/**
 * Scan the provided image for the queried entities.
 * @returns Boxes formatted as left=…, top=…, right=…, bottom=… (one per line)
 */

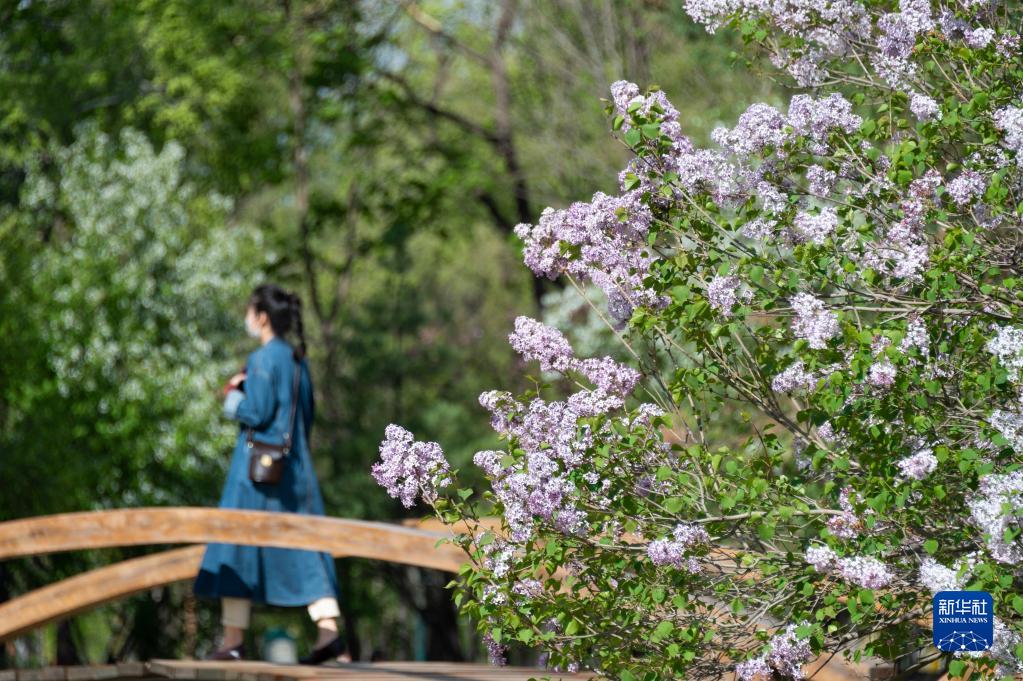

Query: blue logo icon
left=933, top=591, right=993, bottom=652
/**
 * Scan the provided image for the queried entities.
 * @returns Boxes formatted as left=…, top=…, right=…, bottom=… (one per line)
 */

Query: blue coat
left=193, top=336, right=340, bottom=607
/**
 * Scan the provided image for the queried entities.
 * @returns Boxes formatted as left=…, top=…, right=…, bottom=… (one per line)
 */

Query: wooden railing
left=0, top=508, right=466, bottom=641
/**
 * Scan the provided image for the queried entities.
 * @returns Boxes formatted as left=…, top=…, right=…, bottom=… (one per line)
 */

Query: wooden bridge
left=0, top=508, right=952, bottom=680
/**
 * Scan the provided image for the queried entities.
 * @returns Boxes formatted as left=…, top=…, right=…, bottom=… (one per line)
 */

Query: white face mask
left=245, top=314, right=262, bottom=338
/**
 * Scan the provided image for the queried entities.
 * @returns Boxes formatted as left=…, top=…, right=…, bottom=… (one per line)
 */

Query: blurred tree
left=0, top=0, right=774, bottom=665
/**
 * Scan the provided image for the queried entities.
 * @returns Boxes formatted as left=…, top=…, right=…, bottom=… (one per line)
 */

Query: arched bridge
left=0, top=507, right=470, bottom=641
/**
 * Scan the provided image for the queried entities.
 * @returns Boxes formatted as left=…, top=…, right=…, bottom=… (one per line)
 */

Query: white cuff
left=308, top=596, right=340, bottom=622
left=221, top=597, right=251, bottom=628
left=223, top=389, right=245, bottom=419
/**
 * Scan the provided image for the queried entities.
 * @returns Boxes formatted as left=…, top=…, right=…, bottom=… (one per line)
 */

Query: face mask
left=245, top=314, right=262, bottom=338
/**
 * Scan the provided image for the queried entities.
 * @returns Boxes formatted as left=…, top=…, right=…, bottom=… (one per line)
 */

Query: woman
left=193, top=284, right=349, bottom=664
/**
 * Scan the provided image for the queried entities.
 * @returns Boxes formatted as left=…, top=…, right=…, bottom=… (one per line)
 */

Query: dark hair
left=248, top=283, right=307, bottom=360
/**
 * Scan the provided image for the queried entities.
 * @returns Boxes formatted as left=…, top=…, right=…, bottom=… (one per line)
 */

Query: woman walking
left=194, top=284, right=349, bottom=664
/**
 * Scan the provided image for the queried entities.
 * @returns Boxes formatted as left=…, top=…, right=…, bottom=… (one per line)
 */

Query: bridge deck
left=0, top=661, right=593, bottom=681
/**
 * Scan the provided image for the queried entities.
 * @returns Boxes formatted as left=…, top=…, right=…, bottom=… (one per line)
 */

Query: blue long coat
left=193, top=336, right=340, bottom=607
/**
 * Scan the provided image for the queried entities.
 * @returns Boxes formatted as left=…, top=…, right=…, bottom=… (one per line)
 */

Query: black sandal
left=298, top=636, right=347, bottom=665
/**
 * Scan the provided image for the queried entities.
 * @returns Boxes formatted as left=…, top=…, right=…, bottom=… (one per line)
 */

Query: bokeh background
left=0, top=0, right=777, bottom=666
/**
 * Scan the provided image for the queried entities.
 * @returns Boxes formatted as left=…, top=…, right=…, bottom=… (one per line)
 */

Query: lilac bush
left=372, top=0, right=1023, bottom=677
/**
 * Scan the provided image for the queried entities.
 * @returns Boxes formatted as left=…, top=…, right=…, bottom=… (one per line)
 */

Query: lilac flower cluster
left=826, top=486, right=863, bottom=539
left=994, top=105, right=1023, bottom=167
left=805, top=544, right=838, bottom=571
left=514, top=190, right=667, bottom=314
left=835, top=555, right=894, bottom=589
left=772, top=360, right=817, bottom=393
left=792, top=206, right=839, bottom=245
left=945, top=170, right=987, bottom=208
left=966, top=618, right=1023, bottom=677
left=896, top=447, right=938, bottom=480
left=707, top=274, right=754, bottom=318
left=873, top=0, right=933, bottom=88
left=909, top=92, right=941, bottom=121
left=985, top=325, right=1023, bottom=383
left=899, top=316, right=929, bottom=356
left=989, top=407, right=1023, bottom=452
left=371, top=424, right=452, bottom=508
left=508, top=316, right=575, bottom=372
left=511, top=578, right=544, bottom=599
left=858, top=170, right=941, bottom=285
left=711, top=103, right=787, bottom=156
left=476, top=323, right=648, bottom=542
left=646, top=522, right=710, bottom=571
left=967, top=469, right=1023, bottom=564
left=918, top=554, right=977, bottom=594
left=805, top=545, right=894, bottom=589
left=806, top=165, right=837, bottom=195
left=735, top=622, right=814, bottom=681
left=505, top=316, right=642, bottom=413
left=867, top=359, right=897, bottom=390
left=790, top=293, right=841, bottom=349
left=483, top=631, right=507, bottom=666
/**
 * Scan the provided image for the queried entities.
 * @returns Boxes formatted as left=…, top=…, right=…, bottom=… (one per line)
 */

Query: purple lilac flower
left=986, top=325, right=1023, bottom=382
left=735, top=657, right=773, bottom=681
left=566, top=388, right=624, bottom=417
left=899, top=316, right=929, bottom=355
left=909, top=92, right=941, bottom=121
left=483, top=631, right=508, bottom=666
left=741, top=218, right=777, bottom=239
left=508, top=316, right=575, bottom=372
left=964, top=26, right=995, bottom=48
left=473, top=450, right=508, bottom=477
left=787, top=94, right=862, bottom=151
left=945, top=170, right=987, bottom=207
left=372, top=424, right=452, bottom=508
left=996, top=34, right=1022, bottom=59
left=675, top=147, right=757, bottom=207
left=735, top=623, right=814, bottom=681
left=806, top=165, right=837, bottom=195
left=647, top=522, right=709, bottom=570
left=805, top=544, right=839, bottom=571
left=514, top=190, right=667, bottom=311
left=790, top=293, right=841, bottom=349
left=868, top=359, right=897, bottom=389
left=994, top=106, right=1023, bottom=167
left=574, top=356, right=642, bottom=398
left=711, top=103, right=787, bottom=156
left=896, top=447, right=938, bottom=479
left=480, top=538, right=516, bottom=577
left=792, top=207, right=839, bottom=245
left=938, top=9, right=969, bottom=39
left=511, top=578, right=544, bottom=598
left=772, top=360, right=817, bottom=393
left=968, top=618, right=1023, bottom=677
left=827, top=486, right=862, bottom=539
left=968, top=469, right=1023, bottom=564
left=835, top=555, right=894, bottom=588
left=918, top=554, right=977, bottom=594
left=707, top=275, right=753, bottom=317
left=478, top=390, right=524, bottom=435
left=758, top=181, right=788, bottom=213
left=989, top=408, right=1023, bottom=452
left=610, top=80, right=641, bottom=118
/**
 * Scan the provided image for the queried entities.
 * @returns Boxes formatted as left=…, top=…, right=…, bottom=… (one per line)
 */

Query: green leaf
left=652, top=620, right=675, bottom=640
left=924, top=539, right=938, bottom=555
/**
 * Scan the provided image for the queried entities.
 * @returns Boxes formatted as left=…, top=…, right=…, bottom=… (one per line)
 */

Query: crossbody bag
left=246, top=358, right=301, bottom=484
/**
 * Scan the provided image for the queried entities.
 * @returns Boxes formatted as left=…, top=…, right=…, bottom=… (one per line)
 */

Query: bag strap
left=245, top=358, right=302, bottom=454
